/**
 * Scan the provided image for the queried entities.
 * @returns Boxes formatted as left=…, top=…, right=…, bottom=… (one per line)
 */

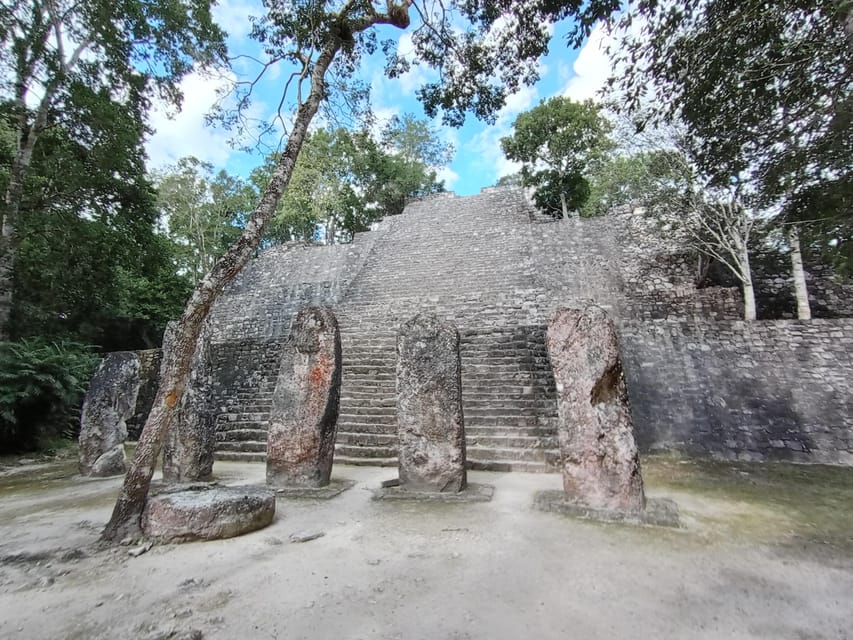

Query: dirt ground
left=0, top=453, right=851, bottom=640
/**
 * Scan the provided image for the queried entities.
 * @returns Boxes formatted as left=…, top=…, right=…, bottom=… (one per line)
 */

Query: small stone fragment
left=267, top=307, right=342, bottom=488
left=289, top=531, right=325, bottom=543
left=546, top=307, right=645, bottom=513
left=396, top=313, right=466, bottom=492
left=128, top=542, right=153, bottom=557
left=78, top=352, right=140, bottom=477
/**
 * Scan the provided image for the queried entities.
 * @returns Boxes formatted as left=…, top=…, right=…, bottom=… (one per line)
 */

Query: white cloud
left=213, top=0, right=256, bottom=42
left=436, top=166, right=459, bottom=189
left=561, top=23, right=613, bottom=102
left=499, top=84, right=538, bottom=123
left=145, top=70, right=237, bottom=169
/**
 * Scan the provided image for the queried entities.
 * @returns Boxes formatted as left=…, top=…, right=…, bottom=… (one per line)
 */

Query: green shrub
left=0, top=339, right=99, bottom=453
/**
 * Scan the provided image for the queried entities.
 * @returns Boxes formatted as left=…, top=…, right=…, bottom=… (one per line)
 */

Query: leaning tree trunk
left=788, top=225, right=811, bottom=320
left=100, top=39, right=344, bottom=542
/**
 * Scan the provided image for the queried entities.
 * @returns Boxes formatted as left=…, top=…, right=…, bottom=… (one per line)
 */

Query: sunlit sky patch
left=145, top=1, right=614, bottom=196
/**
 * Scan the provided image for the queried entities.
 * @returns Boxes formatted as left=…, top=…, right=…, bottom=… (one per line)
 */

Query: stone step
left=466, top=459, right=555, bottom=473
left=217, top=428, right=268, bottom=442
left=336, top=432, right=398, bottom=447
left=335, top=421, right=397, bottom=434
left=217, top=419, right=269, bottom=431
left=335, top=444, right=395, bottom=459
left=218, top=441, right=266, bottom=453
left=466, top=434, right=557, bottom=449
left=338, top=409, right=396, bottom=420
left=466, top=445, right=557, bottom=463
left=333, top=455, right=398, bottom=467
left=214, top=451, right=266, bottom=463
left=218, top=412, right=271, bottom=423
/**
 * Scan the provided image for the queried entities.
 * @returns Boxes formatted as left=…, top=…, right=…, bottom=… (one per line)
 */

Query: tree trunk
left=1, top=86, right=55, bottom=339
left=788, top=225, right=811, bottom=320
left=559, top=191, right=570, bottom=221
left=100, top=38, right=344, bottom=543
left=741, top=244, right=757, bottom=321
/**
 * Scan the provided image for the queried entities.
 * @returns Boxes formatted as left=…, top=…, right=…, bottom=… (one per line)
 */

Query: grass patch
left=643, top=453, right=853, bottom=555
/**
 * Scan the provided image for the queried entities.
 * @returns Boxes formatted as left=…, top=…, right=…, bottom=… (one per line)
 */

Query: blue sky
left=145, top=1, right=615, bottom=196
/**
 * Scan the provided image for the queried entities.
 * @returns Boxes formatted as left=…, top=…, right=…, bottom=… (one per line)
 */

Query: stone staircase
left=211, top=189, right=561, bottom=471
left=213, top=351, right=279, bottom=462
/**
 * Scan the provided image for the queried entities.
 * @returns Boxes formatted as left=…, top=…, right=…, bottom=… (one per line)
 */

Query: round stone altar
left=142, top=484, right=275, bottom=542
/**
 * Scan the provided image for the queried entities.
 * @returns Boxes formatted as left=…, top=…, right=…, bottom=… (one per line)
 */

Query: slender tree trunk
left=1, top=86, right=55, bottom=339
left=740, top=244, right=757, bottom=321
left=788, top=225, right=811, bottom=320
left=100, top=37, right=344, bottom=543
left=559, top=191, right=570, bottom=221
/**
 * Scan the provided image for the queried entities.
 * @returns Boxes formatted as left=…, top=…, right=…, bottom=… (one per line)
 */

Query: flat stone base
left=373, top=481, right=494, bottom=503
left=533, top=490, right=681, bottom=528
left=142, top=484, right=275, bottom=542
left=274, top=479, right=356, bottom=500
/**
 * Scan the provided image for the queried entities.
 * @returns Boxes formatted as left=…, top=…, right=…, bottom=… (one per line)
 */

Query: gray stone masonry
left=196, top=186, right=852, bottom=469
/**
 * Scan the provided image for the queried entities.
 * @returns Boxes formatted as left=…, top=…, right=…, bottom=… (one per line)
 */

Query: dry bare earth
left=0, top=454, right=851, bottom=640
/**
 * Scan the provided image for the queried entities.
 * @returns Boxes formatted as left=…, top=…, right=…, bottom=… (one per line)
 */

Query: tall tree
left=501, top=97, right=612, bottom=218
left=0, top=99, right=189, bottom=348
left=101, top=0, right=585, bottom=541
left=154, top=157, right=254, bottom=281
left=0, top=0, right=226, bottom=336
left=256, top=122, right=448, bottom=246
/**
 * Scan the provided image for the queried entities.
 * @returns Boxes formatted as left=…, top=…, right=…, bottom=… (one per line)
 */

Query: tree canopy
left=501, top=97, right=611, bottom=218
left=0, top=0, right=227, bottom=336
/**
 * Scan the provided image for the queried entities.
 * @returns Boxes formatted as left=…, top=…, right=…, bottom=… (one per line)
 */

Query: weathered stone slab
left=396, top=314, right=466, bottom=492
left=373, top=482, right=493, bottom=503
left=267, top=307, right=342, bottom=488
left=273, top=479, right=355, bottom=499
left=546, top=307, right=645, bottom=513
left=142, top=484, right=275, bottom=542
left=79, top=352, right=140, bottom=477
left=163, top=322, right=215, bottom=483
left=533, top=491, right=679, bottom=528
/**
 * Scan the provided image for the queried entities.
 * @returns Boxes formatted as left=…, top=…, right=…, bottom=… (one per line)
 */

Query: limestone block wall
left=208, top=223, right=390, bottom=342
left=531, top=214, right=742, bottom=321
left=619, top=319, right=853, bottom=464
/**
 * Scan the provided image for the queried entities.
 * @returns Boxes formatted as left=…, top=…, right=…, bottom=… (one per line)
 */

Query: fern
left=0, top=339, right=99, bottom=453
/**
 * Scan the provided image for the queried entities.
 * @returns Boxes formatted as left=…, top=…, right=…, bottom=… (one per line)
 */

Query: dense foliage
left=0, top=338, right=98, bottom=452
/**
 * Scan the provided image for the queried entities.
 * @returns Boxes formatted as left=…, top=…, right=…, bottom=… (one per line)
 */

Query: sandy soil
left=0, top=459, right=851, bottom=640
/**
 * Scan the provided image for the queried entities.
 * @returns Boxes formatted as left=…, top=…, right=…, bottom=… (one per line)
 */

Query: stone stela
left=266, top=306, right=342, bottom=488
left=78, top=352, right=140, bottom=477
left=546, top=306, right=645, bottom=514
left=395, top=313, right=467, bottom=492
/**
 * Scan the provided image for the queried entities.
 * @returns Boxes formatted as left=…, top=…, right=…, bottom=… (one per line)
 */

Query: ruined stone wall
left=619, top=319, right=853, bottom=464
left=530, top=214, right=742, bottom=322
left=187, top=187, right=852, bottom=467
left=208, top=225, right=389, bottom=342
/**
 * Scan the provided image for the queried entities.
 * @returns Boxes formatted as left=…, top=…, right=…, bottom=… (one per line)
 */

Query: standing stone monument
left=266, top=306, right=342, bottom=488
left=79, top=352, right=140, bottom=477
left=163, top=321, right=216, bottom=482
left=545, top=306, right=645, bottom=514
left=396, top=313, right=467, bottom=493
